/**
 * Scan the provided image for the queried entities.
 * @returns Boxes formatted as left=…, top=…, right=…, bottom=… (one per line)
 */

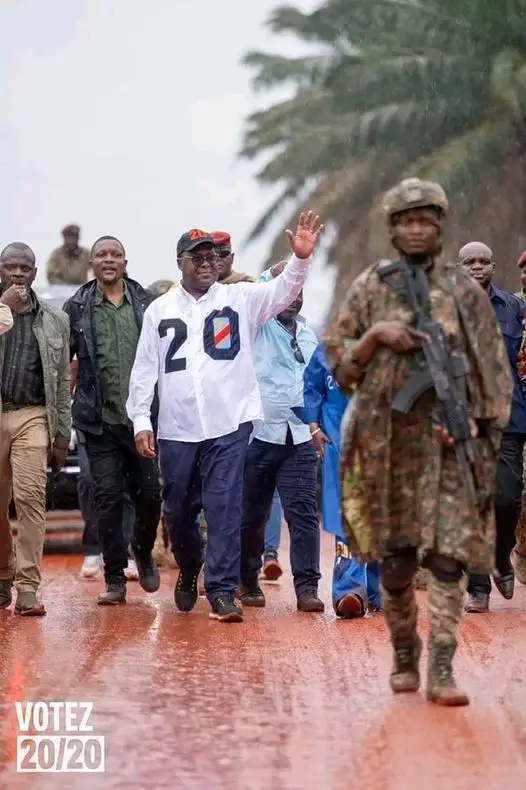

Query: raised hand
left=285, top=211, right=324, bottom=260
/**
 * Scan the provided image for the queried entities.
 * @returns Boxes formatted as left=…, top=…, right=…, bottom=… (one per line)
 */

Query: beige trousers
left=0, top=406, right=49, bottom=591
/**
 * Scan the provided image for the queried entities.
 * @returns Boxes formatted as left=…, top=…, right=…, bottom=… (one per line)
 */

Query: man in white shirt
left=126, top=211, right=324, bottom=622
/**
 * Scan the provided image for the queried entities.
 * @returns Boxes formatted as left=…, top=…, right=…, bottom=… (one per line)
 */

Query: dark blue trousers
left=158, top=422, right=252, bottom=602
left=241, top=435, right=321, bottom=595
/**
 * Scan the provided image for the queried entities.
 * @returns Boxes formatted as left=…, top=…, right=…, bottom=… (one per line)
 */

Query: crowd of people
left=1, top=178, right=525, bottom=708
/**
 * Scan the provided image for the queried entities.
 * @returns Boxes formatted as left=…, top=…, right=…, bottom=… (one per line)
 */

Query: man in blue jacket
left=294, top=344, right=381, bottom=616
left=459, top=241, right=526, bottom=612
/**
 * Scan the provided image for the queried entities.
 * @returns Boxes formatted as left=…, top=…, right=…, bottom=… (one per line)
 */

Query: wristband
left=311, top=427, right=321, bottom=437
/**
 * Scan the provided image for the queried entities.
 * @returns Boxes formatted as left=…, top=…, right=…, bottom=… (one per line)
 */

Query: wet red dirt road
left=1, top=531, right=526, bottom=790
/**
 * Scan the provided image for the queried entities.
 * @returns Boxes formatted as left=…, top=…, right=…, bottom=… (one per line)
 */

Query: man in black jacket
left=63, top=236, right=162, bottom=604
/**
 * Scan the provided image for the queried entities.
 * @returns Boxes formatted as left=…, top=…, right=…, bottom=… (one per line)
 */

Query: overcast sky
left=1, top=0, right=334, bottom=326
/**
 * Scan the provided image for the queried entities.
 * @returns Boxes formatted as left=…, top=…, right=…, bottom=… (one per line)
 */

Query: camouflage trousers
left=381, top=571, right=466, bottom=650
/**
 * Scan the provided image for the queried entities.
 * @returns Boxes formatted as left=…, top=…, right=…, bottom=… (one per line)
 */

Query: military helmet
left=382, top=178, right=448, bottom=218
left=148, top=279, right=174, bottom=299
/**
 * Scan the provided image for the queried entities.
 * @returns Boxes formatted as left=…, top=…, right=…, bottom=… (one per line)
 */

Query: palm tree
left=240, top=0, right=526, bottom=319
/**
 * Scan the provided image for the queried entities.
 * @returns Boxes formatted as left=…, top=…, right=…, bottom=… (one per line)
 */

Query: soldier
left=46, top=225, right=90, bottom=285
left=324, top=178, right=513, bottom=706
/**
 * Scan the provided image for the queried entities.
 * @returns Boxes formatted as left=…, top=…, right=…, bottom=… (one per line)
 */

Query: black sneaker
left=132, top=550, right=160, bottom=593
left=239, top=583, right=266, bottom=608
left=174, top=568, right=202, bottom=612
left=209, top=595, right=244, bottom=622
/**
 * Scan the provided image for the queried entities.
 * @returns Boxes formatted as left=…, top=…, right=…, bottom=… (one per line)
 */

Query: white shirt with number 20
left=126, top=254, right=312, bottom=442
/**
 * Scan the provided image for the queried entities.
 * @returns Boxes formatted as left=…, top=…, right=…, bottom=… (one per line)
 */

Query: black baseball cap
left=177, top=229, right=216, bottom=258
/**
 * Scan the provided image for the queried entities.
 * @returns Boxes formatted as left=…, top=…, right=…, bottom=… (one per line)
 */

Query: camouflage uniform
left=325, top=178, right=513, bottom=705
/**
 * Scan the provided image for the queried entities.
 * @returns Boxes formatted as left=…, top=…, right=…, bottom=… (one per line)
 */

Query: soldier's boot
left=426, top=573, right=469, bottom=706
left=381, top=581, right=421, bottom=693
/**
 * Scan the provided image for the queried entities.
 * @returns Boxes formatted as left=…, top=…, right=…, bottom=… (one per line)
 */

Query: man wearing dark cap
left=127, top=213, right=323, bottom=622
left=46, top=225, right=90, bottom=285
left=459, top=242, right=526, bottom=612
left=324, top=178, right=513, bottom=706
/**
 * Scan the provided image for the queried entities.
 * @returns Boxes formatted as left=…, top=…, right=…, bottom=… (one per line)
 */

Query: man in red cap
left=46, top=225, right=90, bottom=285
left=210, top=232, right=256, bottom=284
left=514, top=251, right=526, bottom=301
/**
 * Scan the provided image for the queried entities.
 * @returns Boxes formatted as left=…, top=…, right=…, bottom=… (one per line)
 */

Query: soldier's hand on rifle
left=374, top=320, right=429, bottom=353
left=434, top=419, right=478, bottom=447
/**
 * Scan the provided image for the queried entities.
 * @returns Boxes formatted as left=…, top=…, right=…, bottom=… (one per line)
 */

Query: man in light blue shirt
left=240, top=287, right=323, bottom=612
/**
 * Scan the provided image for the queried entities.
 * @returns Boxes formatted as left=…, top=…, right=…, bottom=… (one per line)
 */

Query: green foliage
left=240, top=0, right=526, bottom=312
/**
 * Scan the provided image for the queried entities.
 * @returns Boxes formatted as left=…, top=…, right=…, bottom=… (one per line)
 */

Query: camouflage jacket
left=46, top=246, right=90, bottom=285
left=0, top=297, right=71, bottom=447
left=324, top=258, right=513, bottom=566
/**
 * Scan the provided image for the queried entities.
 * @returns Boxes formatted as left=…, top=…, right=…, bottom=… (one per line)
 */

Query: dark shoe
left=239, top=583, right=266, bottom=608
left=465, top=592, right=489, bottom=613
left=262, top=551, right=283, bottom=581
left=133, top=551, right=160, bottom=593
left=15, top=591, right=46, bottom=616
left=297, top=590, right=325, bottom=612
left=98, top=583, right=126, bottom=606
left=493, top=572, right=514, bottom=600
left=390, top=636, right=422, bottom=693
left=426, top=642, right=469, bottom=706
left=335, top=592, right=365, bottom=619
left=209, top=595, right=244, bottom=622
left=0, top=579, right=13, bottom=609
left=174, top=568, right=202, bottom=612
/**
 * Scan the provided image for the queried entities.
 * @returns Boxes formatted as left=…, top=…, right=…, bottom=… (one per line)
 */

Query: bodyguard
left=325, top=179, right=512, bottom=705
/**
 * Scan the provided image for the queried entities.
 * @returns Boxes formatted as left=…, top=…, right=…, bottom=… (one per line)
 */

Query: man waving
left=126, top=211, right=323, bottom=622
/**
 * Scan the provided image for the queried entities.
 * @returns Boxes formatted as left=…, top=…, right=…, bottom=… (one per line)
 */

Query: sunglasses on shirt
left=290, top=337, right=305, bottom=364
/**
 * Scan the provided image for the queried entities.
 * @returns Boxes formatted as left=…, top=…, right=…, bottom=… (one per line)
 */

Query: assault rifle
left=378, top=259, right=479, bottom=507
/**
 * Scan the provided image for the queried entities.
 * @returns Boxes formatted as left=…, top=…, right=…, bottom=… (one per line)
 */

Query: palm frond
left=242, top=51, right=328, bottom=92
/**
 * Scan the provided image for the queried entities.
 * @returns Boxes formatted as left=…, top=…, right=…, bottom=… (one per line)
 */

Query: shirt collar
left=178, top=282, right=219, bottom=303
left=94, top=281, right=130, bottom=305
left=487, top=283, right=506, bottom=304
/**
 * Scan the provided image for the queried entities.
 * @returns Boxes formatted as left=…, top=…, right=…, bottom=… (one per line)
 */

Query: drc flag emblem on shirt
left=213, top=317, right=231, bottom=349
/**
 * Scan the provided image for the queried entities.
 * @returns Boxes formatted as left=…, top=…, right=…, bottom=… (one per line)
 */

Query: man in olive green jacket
left=0, top=243, right=71, bottom=616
